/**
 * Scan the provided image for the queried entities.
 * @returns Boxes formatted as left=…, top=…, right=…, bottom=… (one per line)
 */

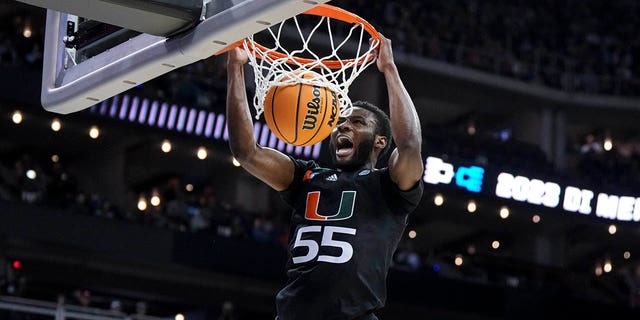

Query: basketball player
left=226, top=33, right=423, bottom=320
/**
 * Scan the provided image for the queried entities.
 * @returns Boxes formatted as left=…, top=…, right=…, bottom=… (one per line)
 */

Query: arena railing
left=0, top=295, right=171, bottom=320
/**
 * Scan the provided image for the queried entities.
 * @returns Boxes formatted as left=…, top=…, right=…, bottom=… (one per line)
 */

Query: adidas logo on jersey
left=326, top=174, right=338, bottom=181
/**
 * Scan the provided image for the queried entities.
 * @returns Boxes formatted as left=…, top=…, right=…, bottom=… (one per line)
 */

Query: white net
left=243, top=10, right=379, bottom=120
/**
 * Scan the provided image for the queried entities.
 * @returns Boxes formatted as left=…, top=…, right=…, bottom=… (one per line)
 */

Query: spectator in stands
left=72, top=289, right=92, bottom=308
left=334, top=0, right=640, bottom=96
left=1, top=264, right=25, bottom=297
left=580, top=133, right=603, bottom=154
left=135, top=301, right=147, bottom=316
left=109, top=299, right=123, bottom=313
left=623, top=263, right=640, bottom=308
left=393, top=242, right=422, bottom=271
left=217, top=300, right=237, bottom=320
left=251, top=214, right=279, bottom=244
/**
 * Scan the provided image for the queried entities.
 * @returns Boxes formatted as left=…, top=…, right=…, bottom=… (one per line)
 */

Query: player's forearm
left=226, top=62, right=258, bottom=161
left=384, top=64, right=422, bottom=153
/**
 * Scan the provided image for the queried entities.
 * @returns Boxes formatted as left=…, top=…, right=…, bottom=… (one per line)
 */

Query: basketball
left=263, top=71, right=340, bottom=146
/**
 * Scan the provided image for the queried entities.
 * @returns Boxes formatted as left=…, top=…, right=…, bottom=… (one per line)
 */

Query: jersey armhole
left=380, top=168, right=424, bottom=215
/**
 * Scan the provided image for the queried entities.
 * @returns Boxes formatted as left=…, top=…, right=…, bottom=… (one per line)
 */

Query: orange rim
left=235, top=4, right=380, bottom=69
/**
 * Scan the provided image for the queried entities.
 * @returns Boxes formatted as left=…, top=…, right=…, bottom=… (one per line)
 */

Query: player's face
left=329, top=107, right=378, bottom=170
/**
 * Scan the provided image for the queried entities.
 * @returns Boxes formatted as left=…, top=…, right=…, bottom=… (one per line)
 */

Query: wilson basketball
left=263, top=71, right=340, bottom=146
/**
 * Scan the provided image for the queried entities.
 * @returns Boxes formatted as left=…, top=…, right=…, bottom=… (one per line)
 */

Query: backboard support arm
left=18, top=0, right=329, bottom=114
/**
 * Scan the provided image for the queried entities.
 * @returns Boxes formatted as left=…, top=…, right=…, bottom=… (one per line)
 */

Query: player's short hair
left=352, top=100, right=392, bottom=157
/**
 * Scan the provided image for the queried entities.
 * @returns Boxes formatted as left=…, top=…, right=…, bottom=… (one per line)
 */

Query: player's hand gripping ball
left=263, top=71, right=340, bottom=146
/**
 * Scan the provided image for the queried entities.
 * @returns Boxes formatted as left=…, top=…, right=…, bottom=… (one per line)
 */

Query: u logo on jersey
left=304, top=191, right=356, bottom=221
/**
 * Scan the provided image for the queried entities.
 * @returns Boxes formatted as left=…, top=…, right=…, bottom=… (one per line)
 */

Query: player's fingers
left=228, top=47, right=247, bottom=64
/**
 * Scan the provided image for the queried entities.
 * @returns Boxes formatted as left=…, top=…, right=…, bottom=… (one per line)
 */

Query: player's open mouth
left=336, top=136, right=354, bottom=158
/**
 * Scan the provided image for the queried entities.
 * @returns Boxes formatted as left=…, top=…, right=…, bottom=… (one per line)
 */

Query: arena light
left=499, top=206, right=510, bottom=219
left=196, top=147, right=208, bottom=160
left=161, top=140, right=172, bottom=153
left=466, top=124, right=476, bottom=135
left=223, top=123, right=229, bottom=142
left=137, top=196, right=148, bottom=211
left=90, top=94, right=321, bottom=158
left=128, top=96, right=140, bottom=122
left=603, top=260, right=613, bottom=273
left=532, top=214, right=541, bottom=223
left=408, top=230, right=417, bottom=239
left=608, top=224, right=617, bottom=235
left=204, top=112, right=216, bottom=137
left=150, top=194, right=161, bottom=207
left=51, top=118, right=61, bottom=132
left=89, top=126, right=100, bottom=139
left=491, top=240, right=500, bottom=250
left=51, top=154, right=59, bottom=163
left=22, top=26, right=32, bottom=38
left=157, top=102, right=169, bottom=128
left=312, top=143, right=322, bottom=159
left=26, top=170, right=37, bottom=180
left=454, top=254, right=463, bottom=266
left=147, top=100, right=158, bottom=125
left=259, top=125, right=270, bottom=146
left=195, top=110, right=206, bottom=135
left=185, top=108, right=197, bottom=133
left=276, top=140, right=285, bottom=153
left=603, top=138, right=613, bottom=151
left=623, top=251, right=631, bottom=259
left=98, top=100, right=108, bottom=115
left=213, top=114, right=225, bottom=139
left=434, top=193, right=444, bottom=206
left=167, top=105, right=178, bottom=130
left=467, top=200, right=477, bottom=213
left=594, top=264, right=603, bottom=276
left=12, top=260, right=22, bottom=270
left=176, top=106, right=188, bottom=132
left=12, top=111, right=23, bottom=124
left=109, top=95, right=119, bottom=118
left=118, top=95, right=130, bottom=120
left=466, top=244, right=476, bottom=255
left=268, top=131, right=279, bottom=149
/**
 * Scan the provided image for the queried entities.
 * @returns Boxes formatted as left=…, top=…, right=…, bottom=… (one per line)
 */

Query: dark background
left=1, top=0, right=640, bottom=319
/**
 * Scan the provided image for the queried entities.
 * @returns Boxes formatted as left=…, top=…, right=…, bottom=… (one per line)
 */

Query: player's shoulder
left=362, top=167, right=389, bottom=180
left=301, top=166, right=335, bottom=182
left=290, top=157, right=321, bottom=171
left=287, top=157, right=333, bottom=181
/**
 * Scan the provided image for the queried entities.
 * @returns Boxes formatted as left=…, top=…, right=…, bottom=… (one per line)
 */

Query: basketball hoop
left=240, top=4, right=380, bottom=119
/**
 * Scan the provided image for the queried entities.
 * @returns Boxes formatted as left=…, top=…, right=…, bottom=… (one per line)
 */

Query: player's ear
left=375, top=135, right=387, bottom=150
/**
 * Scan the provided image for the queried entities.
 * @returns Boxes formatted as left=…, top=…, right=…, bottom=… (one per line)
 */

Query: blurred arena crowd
left=2, top=0, right=640, bottom=318
left=336, top=0, right=640, bottom=96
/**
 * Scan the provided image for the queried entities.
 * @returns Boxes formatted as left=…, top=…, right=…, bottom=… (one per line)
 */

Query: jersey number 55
left=292, top=226, right=357, bottom=264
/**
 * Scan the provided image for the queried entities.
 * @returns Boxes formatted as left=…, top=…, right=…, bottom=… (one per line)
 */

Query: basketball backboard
left=14, top=0, right=330, bottom=114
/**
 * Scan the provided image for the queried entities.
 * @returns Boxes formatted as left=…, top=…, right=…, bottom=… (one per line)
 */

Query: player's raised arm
left=226, top=47, right=295, bottom=191
left=376, top=33, right=424, bottom=190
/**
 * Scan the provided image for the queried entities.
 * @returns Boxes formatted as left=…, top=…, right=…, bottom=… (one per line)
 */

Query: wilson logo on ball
left=302, top=85, right=322, bottom=130
left=263, top=71, right=340, bottom=147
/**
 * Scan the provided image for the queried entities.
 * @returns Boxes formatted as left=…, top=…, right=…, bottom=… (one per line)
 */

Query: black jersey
left=276, top=158, right=423, bottom=320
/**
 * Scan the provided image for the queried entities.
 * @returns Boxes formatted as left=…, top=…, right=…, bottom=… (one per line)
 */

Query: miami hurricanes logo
left=304, top=191, right=356, bottom=221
